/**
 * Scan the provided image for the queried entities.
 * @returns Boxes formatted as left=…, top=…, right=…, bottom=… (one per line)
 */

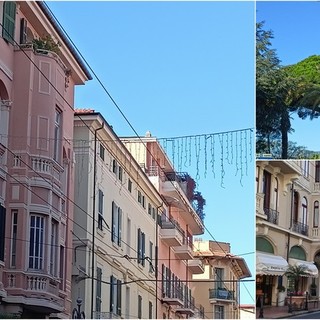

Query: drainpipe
left=90, top=123, right=104, bottom=319
left=287, top=182, right=294, bottom=262
left=156, top=202, right=163, bottom=319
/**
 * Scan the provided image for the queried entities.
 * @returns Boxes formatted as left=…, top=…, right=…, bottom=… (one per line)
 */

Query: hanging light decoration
left=159, top=128, right=253, bottom=186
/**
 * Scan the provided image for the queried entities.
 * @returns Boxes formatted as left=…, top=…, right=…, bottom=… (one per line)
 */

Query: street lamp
left=72, top=297, right=85, bottom=319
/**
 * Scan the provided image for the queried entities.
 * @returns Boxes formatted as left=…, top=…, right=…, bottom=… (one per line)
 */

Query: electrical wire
left=0, top=6, right=255, bottom=309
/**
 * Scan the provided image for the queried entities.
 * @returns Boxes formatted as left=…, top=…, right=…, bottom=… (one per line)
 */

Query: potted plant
left=285, top=264, right=308, bottom=294
left=32, top=35, right=60, bottom=54
left=285, top=264, right=308, bottom=311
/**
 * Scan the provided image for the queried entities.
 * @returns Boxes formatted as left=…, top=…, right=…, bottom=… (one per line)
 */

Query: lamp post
left=72, top=297, right=85, bottom=319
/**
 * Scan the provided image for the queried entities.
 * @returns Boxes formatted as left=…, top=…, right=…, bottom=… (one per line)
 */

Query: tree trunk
left=281, top=109, right=290, bottom=159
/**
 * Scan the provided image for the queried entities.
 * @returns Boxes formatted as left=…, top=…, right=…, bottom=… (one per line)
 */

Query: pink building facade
left=0, top=2, right=91, bottom=317
left=122, top=134, right=205, bottom=319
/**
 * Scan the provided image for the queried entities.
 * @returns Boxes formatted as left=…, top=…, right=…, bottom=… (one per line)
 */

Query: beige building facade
left=73, top=111, right=164, bottom=319
left=256, top=160, right=320, bottom=307
left=191, top=240, right=251, bottom=319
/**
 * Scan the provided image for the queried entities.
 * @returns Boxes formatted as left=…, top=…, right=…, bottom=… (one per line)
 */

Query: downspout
left=90, top=123, right=104, bottom=319
left=287, top=181, right=294, bottom=262
left=156, top=202, right=163, bottom=319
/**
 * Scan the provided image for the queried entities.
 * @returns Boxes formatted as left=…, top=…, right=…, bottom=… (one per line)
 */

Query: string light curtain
left=159, top=128, right=254, bottom=187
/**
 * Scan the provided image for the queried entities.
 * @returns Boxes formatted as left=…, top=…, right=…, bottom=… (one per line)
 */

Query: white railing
left=27, top=276, right=47, bottom=291
left=32, top=157, right=51, bottom=173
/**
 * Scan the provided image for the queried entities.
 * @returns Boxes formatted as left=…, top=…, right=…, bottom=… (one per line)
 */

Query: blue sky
left=257, top=1, right=320, bottom=151
left=46, top=1, right=255, bottom=306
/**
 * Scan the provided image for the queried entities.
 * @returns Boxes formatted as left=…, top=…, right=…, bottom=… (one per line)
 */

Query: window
left=118, top=166, right=123, bottom=181
left=111, top=201, right=122, bottom=246
left=302, top=161, right=309, bottom=178
left=112, top=159, right=117, bottom=175
left=2, top=2, right=16, bottom=44
left=11, top=210, right=17, bottom=267
left=54, top=109, right=62, bottom=161
left=137, top=191, right=145, bottom=208
left=128, top=179, right=132, bottom=193
left=316, top=161, right=320, bottom=183
left=98, top=189, right=104, bottom=230
left=29, top=215, right=44, bottom=269
left=293, top=191, right=299, bottom=222
left=214, top=305, right=224, bottom=319
left=96, top=267, right=102, bottom=314
left=0, top=204, right=6, bottom=261
left=19, top=18, right=27, bottom=44
left=138, top=190, right=142, bottom=203
left=59, top=246, right=65, bottom=290
left=50, top=219, right=58, bottom=276
left=148, top=203, right=152, bottom=215
left=273, top=177, right=278, bottom=212
left=149, top=241, right=153, bottom=273
left=314, top=201, right=319, bottom=228
left=149, top=301, right=153, bottom=319
left=137, top=228, right=145, bottom=266
left=110, top=275, right=122, bottom=316
left=302, top=197, right=308, bottom=226
left=99, top=143, right=105, bottom=161
left=262, top=170, right=271, bottom=210
left=215, top=268, right=224, bottom=289
left=152, top=207, right=156, bottom=220
left=138, top=294, right=142, bottom=319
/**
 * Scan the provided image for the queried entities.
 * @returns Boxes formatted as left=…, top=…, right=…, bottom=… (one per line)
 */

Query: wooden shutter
left=137, top=228, right=141, bottom=263
left=142, top=231, right=145, bottom=266
left=0, top=205, right=6, bottom=261
left=117, top=279, right=122, bottom=315
left=110, top=275, right=115, bottom=313
left=111, top=202, right=116, bottom=242
left=118, top=207, right=122, bottom=246
left=2, top=2, right=16, bottom=43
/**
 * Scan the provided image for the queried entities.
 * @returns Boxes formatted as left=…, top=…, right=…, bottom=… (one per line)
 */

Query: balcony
left=162, top=289, right=184, bottom=306
left=176, top=297, right=195, bottom=316
left=159, top=217, right=184, bottom=247
left=173, top=234, right=194, bottom=260
left=4, top=271, right=63, bottom=313
left=264, top=207, right=279, bottom=225
left=292, top=221, right=309, bottom=236
left=187, top=259, right=204, bottom=274
left=209, top=288, right=235, bottom=302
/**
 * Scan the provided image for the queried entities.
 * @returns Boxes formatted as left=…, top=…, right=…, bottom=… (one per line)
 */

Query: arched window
left=302, top=197, right=308, bottom=226
left=314, top=201, right=319, bottom=228
left=256, top=237, right=274, bottom=254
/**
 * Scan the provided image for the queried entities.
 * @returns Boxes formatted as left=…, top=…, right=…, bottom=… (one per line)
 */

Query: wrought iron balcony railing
left=292, top=221, right=309, bottom=236
left=264, top=207, right=279, bottom=225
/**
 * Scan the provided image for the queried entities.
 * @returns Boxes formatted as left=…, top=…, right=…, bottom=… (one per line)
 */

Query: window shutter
left=162, top=264, right=165, bottom=297
left=137, top=228, right=141, bottom=263
left=2, top=2, right=16, bottom=44
left=111, top=202, right=116, bottom=242
left=118, top=208, right=122, bottom=246
left=142, top=232, right=145, bottom=266
left=0, top=205, right=6, bottom=261
left=117, top=279, right=122, bottom=315
left=110, top=275, right=115, bottom=313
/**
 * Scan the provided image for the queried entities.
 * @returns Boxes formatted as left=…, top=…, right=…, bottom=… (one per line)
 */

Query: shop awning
left=256, top=252, right=289, bottom=276
left=289, top=258, right=319, bottom=277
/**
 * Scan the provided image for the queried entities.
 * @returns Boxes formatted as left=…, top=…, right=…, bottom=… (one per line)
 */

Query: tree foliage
left=256, top=22, right=320, bottom=158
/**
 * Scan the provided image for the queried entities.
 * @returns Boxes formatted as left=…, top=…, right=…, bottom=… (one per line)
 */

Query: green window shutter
left=2, top=2, right=16, bottom=44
